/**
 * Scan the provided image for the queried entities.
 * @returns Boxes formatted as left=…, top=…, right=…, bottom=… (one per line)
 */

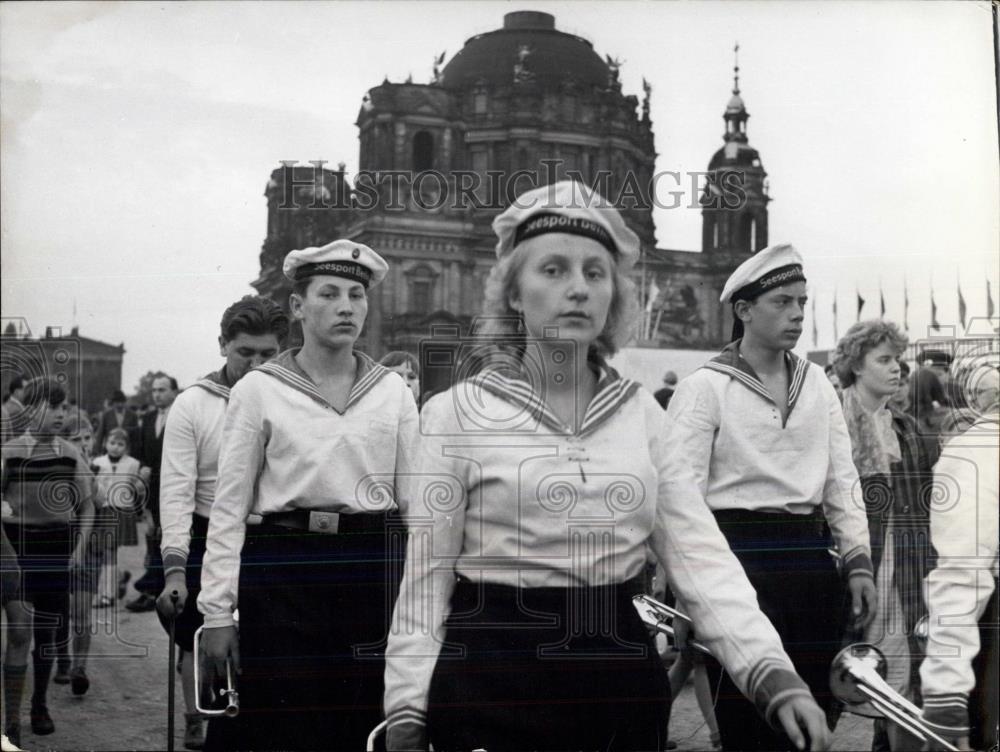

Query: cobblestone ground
left=3, top=525, right=874, bottom=752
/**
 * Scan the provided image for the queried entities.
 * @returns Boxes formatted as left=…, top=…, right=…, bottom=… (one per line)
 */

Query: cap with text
left=720, top=243, right=806, bottom=304
left=492, top=180, right=640, bottom=270
left=283, top=239, right=388, bottom=289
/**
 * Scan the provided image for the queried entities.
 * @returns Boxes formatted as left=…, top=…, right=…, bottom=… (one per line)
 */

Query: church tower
left=701, top=46, right=769, bottom=257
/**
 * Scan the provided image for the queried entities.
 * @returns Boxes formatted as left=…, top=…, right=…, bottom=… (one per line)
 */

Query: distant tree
left=3, top=322, right=17, bottom=337
left=131, top=370, right=169, bottom=410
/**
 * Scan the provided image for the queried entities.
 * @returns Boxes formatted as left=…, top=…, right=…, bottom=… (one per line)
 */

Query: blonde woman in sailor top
left=384, top=181, right=831, bottom=752
left=198, top=242, right=419, bottom=751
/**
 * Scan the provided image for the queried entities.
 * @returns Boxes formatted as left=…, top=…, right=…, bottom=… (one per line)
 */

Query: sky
left=2, top=1, right=998, bottom=390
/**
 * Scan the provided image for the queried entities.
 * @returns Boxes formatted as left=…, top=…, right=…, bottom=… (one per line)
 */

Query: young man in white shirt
left=155, top=295, right=288, bottom=750
left=662, top=243, right=877, bottom=750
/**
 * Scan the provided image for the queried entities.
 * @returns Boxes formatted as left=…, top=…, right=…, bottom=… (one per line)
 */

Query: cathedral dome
left=440, top=11, right=610, bottom=89
left=709, top=141, right=761, bottom=170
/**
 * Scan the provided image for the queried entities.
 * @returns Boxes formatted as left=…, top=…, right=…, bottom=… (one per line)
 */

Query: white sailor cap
left=492, top=180, right=641, bottom=270
left=719, top=243, right=807, bottom=304
left=283, top=239, right=388, bottom=289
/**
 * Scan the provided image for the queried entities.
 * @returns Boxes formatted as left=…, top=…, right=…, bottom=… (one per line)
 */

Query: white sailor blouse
left=662, top=342, right=874, bottom=580
left=384, top=361, right=814, bottom=736
left=160, top=370, right=231, bottom=579
left=198, top=350, right=419, bottom=629
left=920, top=418, right=999, bottom=737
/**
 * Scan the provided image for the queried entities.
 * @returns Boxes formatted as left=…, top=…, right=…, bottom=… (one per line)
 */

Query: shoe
left=29, top=706, right=54, bottom=736
left=53, top=664, right=71, bottom=685
left=125, top=593, right=156, bottom=612
left=92, top=595, right=115, bottom=609
left=183, top=713, right=205, bottom=750
left=70, top=666, right=90, bottom=696
left=710, top=731, right=722, bottom=750
left=4, top=723, right=21, bottom=747
left=117, top=571, right=132, bottom=600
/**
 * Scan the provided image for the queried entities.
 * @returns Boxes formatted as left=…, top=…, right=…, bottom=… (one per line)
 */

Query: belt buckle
left=308, top=511, right=339, bottom=534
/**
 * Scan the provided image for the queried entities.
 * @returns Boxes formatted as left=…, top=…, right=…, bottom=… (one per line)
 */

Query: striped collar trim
left=703, top=340, right=809, bottom=415
left=473, top=357, right=639, bottom=437
left=254, top=348, right=390, bottom=414
left=190, top=369, right=232, bottom=400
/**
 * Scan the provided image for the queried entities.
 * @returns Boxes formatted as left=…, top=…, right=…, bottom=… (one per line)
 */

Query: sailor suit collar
left=703, top=340, right=809, bottom=422
left=190, top=367, right=233, bottom=400
left=473, top=353, right=640, bottom=438
left=254, top=348, right=390, bottom=414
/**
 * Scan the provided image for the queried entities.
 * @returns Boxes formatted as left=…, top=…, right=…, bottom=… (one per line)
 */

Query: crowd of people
left=0, top=179, right=996, bottom=752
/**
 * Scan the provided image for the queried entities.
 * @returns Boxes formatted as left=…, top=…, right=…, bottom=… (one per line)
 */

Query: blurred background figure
left=93, top=390, right=140, bottom=453
left=825, top=363, right=844, bottom=401
left=379, top=351, right=421, bottom=406
left=127, top=375, right=178, bottom=612
left=834, top=320, right=937, bottom=752
left=653, top=370, right=678, bottom=410
left=0, top=375, right=29, bottom=443
left=919, top=365, right=998, bottom=752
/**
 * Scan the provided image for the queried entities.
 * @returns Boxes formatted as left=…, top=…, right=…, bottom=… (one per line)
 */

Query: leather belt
left=261, top=509, right=341, bottom=535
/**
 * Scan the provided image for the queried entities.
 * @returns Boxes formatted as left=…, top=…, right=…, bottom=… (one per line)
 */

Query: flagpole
left=832, top=287, right=839, bottom=344
left=903, top=274, right=909, bottom=332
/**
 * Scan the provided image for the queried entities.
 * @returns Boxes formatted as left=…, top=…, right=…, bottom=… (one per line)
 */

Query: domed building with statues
left=252, top=10, right=771, bottom=386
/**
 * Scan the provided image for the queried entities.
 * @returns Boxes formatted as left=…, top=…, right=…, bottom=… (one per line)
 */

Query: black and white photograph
left=1, top=2, right=998, bottom=750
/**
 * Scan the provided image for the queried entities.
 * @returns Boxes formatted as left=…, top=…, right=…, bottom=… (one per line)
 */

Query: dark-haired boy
left=1, top=378, right=93, bottom=740
left=155, top=296, right=289, bottom=750
left=662, top=243, right=876, bottom=751
left=199, top=241, right=418, bottom=750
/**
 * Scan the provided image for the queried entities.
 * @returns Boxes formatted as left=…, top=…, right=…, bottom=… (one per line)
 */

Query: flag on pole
left=988, top=279, right=996, bottom=319
left=856, top=289, right=865, bottom=322
left=832, top=288, right=839, bottom=343
left=958, top=283, right=967, bottom=329
left=644, top=276, right=661, bottom=340
left=903, top=279, right=910, bottom=331
left=811, top=297, right=818, bottom=348
left=930, top=289, right=940, bottom=331
left=879, top=286, right=886, bottom=318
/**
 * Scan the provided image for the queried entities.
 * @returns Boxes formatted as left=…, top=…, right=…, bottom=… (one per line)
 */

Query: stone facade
left=252, top=11, right=770, bottom=355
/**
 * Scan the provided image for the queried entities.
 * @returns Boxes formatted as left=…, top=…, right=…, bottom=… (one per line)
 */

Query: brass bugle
left=193, top=626, right=240, bottom=718
left=632, top=594, right=711, bottom=656
left=829, top=643, right=957, bottom=752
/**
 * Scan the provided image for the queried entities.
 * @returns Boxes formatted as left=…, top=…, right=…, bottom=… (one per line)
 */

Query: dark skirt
left=427, top=576, right=672, bottom=751
left=205, top=511, right=403, bottom=752
left=704, top=509, right=844, bottom=752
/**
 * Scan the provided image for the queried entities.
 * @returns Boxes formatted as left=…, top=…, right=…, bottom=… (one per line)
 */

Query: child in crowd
left=91, top=427, right=143, bottom=608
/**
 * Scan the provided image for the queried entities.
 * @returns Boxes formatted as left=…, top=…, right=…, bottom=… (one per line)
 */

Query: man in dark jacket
left=126, top=375, right=178, bottom=612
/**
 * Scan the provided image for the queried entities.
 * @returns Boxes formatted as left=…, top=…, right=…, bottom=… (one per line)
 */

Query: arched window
left=413, top=131, right=434, bottom=172
left=406, top=264, right=438, bottom=313
left=474, top=91, right=488, bottom=115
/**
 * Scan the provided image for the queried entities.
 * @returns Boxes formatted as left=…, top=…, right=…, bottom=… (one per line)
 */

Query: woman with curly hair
left=384, top=181, right=830, bottom=752
left=833, top=319, right=937, bottom=751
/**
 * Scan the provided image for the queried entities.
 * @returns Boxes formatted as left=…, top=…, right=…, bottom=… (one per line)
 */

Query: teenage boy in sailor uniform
left=198, top=242, right=418, bottom=751
left=661, top=243, right=877, bottom=751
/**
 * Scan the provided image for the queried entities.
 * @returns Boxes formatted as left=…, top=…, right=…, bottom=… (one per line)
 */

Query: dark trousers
left=970, top=586, right=998, bottom=751
left=155, top=513, right=208, bottom=651
left=704, top=510, right=844, bottom=752
left=205, top=512, right=401, bottom=752
left=427, top=577, right=672, bottom=751
left=3, top=523, right=72, bottom=707
left=134, top=496, right=164, bottom=597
